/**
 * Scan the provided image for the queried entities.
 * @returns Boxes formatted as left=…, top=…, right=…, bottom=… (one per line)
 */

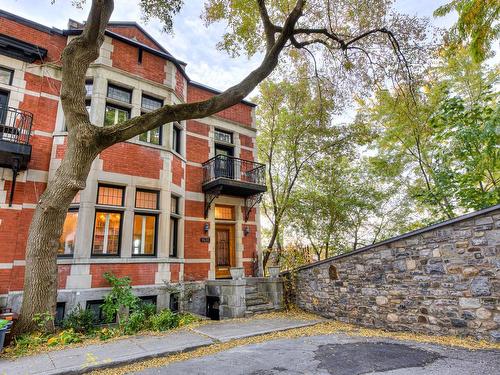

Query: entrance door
left=215, top=224, right=235, bottom=278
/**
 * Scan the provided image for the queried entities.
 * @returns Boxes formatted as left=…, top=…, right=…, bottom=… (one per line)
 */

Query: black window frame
left=169, top=195, right=181, bottom=258
left=91, top=209, right=124, bottom=257
left=135, top=189, right=160, bottom=210
left=55, top=302, right=66, bottom=326
left=86, top=299, right=115, bottom=324
left=96, top=184, right=125, bottom=207
left=132, top=212, right=158, bottom=257
left=107, top=83, right=132, bottom=104
left=172, top=123, right=182, bottom=154
left=104, top=103, right=131, bottom=127
left=169, top=293, right=179, bottom=312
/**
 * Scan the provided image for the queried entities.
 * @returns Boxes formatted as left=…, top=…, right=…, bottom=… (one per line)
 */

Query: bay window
left=133, top=189, right=159, bottom=256
left=92, top=185, right=124, bottom=256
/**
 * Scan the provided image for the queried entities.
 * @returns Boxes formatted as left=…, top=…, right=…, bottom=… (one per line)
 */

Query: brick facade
left=0, top=11, right=262, bottom=315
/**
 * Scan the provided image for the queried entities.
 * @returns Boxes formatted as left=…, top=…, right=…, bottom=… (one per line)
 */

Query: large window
left=92, top=185, right=124, bottom=256
left=105, top=84, right=132, bottom=126
left=133, top=189, right=159, bottom=256
left=172, top=123, right=181, bottom=154
left=58, top=210, right=78, bottom=256
left=139, top=95, right=162, bottom=145
left=169, top=195, right=181, bottom=258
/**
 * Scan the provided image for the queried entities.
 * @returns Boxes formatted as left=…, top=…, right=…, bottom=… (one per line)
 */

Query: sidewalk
left=0, top=317, right=321, bottom=375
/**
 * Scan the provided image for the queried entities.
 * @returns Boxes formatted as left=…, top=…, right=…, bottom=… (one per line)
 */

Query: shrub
left=149, top=309, right=180, bottom=331
left=138, top=301, right=157, bottom=319
left=33, top=312, right=54, bottom=333
left=62, top=305, right=97, bottom=333
left=123, top=311, right=147, bottom=335
left=101, top=272, right=140, bottom=324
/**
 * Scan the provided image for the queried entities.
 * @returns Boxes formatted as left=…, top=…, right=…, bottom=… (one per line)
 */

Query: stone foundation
left=293, top=205, right=500, bottom=342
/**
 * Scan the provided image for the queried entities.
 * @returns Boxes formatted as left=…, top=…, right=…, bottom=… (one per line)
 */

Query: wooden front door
left=215, top=224, right=235, bottom=278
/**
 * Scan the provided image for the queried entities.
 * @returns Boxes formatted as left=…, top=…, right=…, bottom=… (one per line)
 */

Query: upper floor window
left=214, top=129, right=233, bottom=144
left=172, top=123, right=181, bottom=154
left=139, top=95, right=163, bottom=145
left=0, top=68, right=13, bottom=86
left=107, top=84, right=132, bottom=103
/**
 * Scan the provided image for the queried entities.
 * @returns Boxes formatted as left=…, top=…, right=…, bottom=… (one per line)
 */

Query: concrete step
left=246, top=297, right=268, bottom=306
left=246, top=302, right=275, bottom=313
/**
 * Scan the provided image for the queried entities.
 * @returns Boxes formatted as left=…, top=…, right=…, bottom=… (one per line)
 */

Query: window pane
left=136, top=190, right=158, bottom=209
left=93, top=211, right=121, bottom=255
left=169, top=217, right=178, bottom=257
left=133, top=214, right=156, bottom=255
left=104, top=105, right=130, bottom=126
left=85, top=80, right=93, bottom=96
left=107, top=85, right=132, bottom=103
left=58, top=211, right=78, bottom=255
left=141, top=95, right=162, bottom=111
left=171, top=196, right=178, bottom=214
left=97, top=185, right=124, bottom=206
left=214, top=129, right=232, bottom=144
left=172, top=125, right=181, bottom=153
left=0, top=68, right=13, bottom=85
left=139, top=127, right=161, bottom=145
left=215, top=205, right=234, bottom=220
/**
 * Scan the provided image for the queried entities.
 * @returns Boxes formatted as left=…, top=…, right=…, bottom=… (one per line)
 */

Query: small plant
left=33, top=312, right=54, bottom=333
left=137, top=301, right=157, bottom=319
left=123, top=311, right=146, bottom=335
left=101, top=272, right=140, bottom=324
left=178, top=313, right=199, bottom=327
left=149, top=309, right=180, bottom=331
left=62, top=305, right=97, bottom=333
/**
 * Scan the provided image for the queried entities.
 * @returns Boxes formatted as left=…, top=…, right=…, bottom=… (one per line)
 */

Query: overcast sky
left=2, top=0, right=457, bottom=91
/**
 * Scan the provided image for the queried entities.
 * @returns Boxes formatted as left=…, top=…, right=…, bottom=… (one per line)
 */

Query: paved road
left=134, top=334, right=500, bottom=375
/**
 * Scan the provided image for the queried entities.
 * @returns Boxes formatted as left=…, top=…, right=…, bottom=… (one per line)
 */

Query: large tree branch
left=257, top=0, right=277, bottom=50
left=97, top=0, right=306, bottom=147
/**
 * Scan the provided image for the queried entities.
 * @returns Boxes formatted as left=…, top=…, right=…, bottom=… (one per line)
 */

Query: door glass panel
left=216, top=229, right=230, bottom=267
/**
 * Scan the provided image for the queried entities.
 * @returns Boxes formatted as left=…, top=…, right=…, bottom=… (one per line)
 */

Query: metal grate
left=0, top=105, right=33, bottom=145
left=202, top=154, right=265, bottom=186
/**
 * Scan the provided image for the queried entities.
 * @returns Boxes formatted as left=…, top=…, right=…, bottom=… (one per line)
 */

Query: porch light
left=204, top=222, right=209, bottom=233
left=244, top=226, right=250, bottom=236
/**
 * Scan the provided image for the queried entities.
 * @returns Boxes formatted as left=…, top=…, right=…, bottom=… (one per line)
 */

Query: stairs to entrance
left=245, top=283, right=275, bottom=317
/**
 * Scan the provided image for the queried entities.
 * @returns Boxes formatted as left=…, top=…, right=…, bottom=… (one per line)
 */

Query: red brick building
left=0, top=10, right=265, bottom=316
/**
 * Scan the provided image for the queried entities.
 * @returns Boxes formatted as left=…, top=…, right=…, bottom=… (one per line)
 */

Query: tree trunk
left=13, top=134, right=98, bottom=334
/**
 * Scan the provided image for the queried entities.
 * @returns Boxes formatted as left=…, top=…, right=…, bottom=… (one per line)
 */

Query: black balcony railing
left=202, top=155, right=266, bottom=186
left=0, top=105, right=33, bottom=144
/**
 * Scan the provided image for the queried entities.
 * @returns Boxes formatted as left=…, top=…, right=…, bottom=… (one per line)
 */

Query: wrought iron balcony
left=202, top=155, right=266, bottom=197
left=0, top=106, right=33, bottom=205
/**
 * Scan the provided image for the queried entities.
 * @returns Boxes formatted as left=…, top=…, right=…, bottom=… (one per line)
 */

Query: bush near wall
left=293, top=205, right=500, bottom=342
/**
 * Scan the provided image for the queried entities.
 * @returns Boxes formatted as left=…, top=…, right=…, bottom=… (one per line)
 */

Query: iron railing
left=202, top=154, right=266, bottom=186
left=0, top=105, right=33, bottom=145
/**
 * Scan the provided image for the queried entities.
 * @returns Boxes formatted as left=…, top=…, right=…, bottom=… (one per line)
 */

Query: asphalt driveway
left=134, top=333, right=500, bottom=375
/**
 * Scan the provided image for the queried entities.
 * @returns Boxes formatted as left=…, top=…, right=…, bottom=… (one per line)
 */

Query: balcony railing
left=202, top=155, right=266, bottom=187
left=0, top=105, right=33, bottom=144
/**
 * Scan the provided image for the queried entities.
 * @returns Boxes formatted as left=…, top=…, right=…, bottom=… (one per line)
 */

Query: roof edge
left=294, top=204, right=500, bottom=272
left=0, top=9, right=62, bottom=35
left=190, top=81, right=257, bottom=108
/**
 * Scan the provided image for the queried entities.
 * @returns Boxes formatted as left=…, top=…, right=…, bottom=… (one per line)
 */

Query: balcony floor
left=202, top=177, right=267, bottom=197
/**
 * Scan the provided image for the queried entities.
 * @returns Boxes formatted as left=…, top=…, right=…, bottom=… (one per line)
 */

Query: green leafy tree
left=434, top=0, right=499, bottom=62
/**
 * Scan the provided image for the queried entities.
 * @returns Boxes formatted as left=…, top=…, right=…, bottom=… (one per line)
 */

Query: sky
left=1, top=0, right=458, bottom=92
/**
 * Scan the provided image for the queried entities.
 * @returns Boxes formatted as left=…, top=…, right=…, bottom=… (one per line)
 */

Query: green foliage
left=123, top=311, right=147, bottom=335
left=98, top=327, right=120, bottom=341
left=149, top=309, right=180, bottom=331
left=101, top=272, right=140, bottom=324
left=434, top=0, right=499, bottom=62
left=33, top=312, right=54, bottom=334
left=62, top=305, right=97, bottom=333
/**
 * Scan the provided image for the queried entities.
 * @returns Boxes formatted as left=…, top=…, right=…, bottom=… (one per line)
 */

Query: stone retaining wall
left=293, top=205, right=500, bottom=342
